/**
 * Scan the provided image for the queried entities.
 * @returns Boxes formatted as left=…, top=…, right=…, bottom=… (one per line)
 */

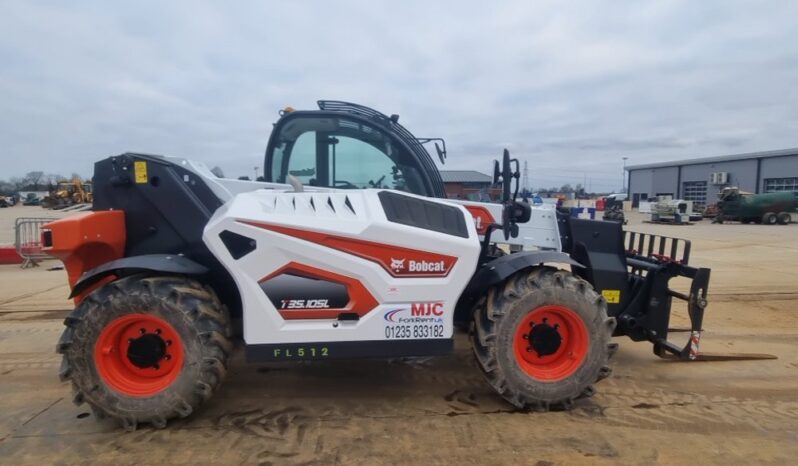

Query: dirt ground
left=0, top=207, right=796, bottom=465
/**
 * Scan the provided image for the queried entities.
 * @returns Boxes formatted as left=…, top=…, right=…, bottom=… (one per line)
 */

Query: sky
left=1, top=1, right=797, bottom=192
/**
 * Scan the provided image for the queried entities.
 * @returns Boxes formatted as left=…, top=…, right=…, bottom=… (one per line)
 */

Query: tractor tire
left=56, top=274, right=232, bottom=431
left=471, top=267, right=616, bottom=411
left=762, top=212, right=778, bottom=225
left=777, top=212, right=792, bottom=225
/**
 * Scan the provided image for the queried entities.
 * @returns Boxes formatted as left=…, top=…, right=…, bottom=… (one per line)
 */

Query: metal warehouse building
left=627, top=147, right=798, bottom=208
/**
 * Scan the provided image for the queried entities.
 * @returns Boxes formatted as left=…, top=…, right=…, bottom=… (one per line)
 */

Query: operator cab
left=264, top=101, right=447, bottom=198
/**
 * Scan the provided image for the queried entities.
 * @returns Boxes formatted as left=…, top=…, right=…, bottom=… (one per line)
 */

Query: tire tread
left=471, top=267, right=616, bottom=411
left=56, top=274, right=232, bottom=430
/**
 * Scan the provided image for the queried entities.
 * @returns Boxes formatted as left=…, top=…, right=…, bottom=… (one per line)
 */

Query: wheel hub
left=527, top=320, right=562, bottom=357
left=513, top=305, right=590, bottom=381
left=94, top=313, right=184, bottom=397
left=127, top=333, right=168, bottom=369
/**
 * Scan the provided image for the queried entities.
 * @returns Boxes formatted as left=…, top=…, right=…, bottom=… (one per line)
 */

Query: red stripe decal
left=464, top=205, right=496, bottom=235
left=239, top=220, right=458, bottom=277
left=259, top=262, right=378, bottom=320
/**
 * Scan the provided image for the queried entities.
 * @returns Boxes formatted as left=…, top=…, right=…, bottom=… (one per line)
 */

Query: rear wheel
left=57, top=275, right=232, bottom=430
left=762, top=212, right=778, bottom=225
left=777, top=212, right=792, bottom=225
left=471, top=267, right=616, bottom=410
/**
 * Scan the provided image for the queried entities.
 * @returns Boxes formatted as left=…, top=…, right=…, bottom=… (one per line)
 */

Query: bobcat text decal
left=391, top=259, right=447, bottom=274
left=241, top=221, right=457, bottom=277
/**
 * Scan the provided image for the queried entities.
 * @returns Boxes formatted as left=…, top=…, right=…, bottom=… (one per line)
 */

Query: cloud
left=1, top=0, right=797, bottom=192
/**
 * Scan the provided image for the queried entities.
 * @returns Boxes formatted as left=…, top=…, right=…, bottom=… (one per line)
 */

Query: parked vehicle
left=714, top=187, right=796, bottom=224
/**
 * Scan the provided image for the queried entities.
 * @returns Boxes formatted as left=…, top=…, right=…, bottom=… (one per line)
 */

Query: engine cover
left=203, top=189, right=480, bottom=361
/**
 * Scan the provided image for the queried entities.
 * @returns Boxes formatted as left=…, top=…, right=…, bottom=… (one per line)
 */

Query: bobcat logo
left=390, top=258, right=405, bottom=272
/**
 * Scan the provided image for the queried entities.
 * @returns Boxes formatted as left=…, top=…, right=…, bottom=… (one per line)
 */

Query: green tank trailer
left=714, top=187, right=796, bottom=224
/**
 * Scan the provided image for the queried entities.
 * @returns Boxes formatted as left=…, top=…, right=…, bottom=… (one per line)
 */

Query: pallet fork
left=565, top=220, right=776, bottom=362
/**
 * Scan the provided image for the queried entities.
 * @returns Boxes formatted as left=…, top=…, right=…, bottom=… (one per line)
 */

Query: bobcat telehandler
left=43, top=101, right=771, bottom=430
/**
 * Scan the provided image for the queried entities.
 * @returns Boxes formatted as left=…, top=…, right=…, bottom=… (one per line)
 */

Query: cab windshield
left=268, top=116, right=430, bottom=196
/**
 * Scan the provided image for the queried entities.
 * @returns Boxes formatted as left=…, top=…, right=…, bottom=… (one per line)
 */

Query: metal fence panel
left=15, top=217, right=54, bottom=268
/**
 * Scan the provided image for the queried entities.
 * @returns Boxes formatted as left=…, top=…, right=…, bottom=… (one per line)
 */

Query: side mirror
left=492, top=160, right=500, bottom=185
left=434, top=142, right=447, bottom=164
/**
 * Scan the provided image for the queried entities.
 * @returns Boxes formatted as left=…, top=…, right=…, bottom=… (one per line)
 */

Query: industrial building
left=440, top=170, right=500, bottom=200
left=627, top=147, right=798, bottom=208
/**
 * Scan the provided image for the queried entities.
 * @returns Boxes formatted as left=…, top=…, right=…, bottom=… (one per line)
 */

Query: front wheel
left=57, top=275, right=232, bottom=430
left=471, top=267, right=616, bottom=410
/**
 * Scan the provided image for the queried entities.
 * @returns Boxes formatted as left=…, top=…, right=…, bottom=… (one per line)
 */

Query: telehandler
left=43, top=101, right=770, bottom=430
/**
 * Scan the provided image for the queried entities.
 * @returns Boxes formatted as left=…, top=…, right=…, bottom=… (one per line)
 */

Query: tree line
left=0, top=171, right=87, bottom=195
left=532, top=184, right=602, bottom=198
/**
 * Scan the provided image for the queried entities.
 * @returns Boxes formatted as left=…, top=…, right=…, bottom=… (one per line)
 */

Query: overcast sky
left=2, top=1, right=797, bottom=192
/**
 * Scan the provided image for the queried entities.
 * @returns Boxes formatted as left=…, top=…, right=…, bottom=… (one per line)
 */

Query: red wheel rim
left=513, top=305, right=589, bottom=382
left=94, top=313, right=184, bottom=397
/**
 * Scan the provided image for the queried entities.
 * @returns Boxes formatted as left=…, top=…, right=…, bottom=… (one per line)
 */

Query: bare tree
left=0, top=180, right=12, bottom=195
left=10, top=177, right=25, bottom=191
left=24, top=171, right=45, bottom=190
left=45, top=173, right=68, bottom=190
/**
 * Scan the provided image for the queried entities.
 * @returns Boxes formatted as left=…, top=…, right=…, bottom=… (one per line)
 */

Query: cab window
left=268, top=116, right=426, bottom=195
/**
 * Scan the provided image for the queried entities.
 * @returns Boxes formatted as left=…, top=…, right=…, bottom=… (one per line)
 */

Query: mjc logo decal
left=384, top=302, right=444, bottom=323
left=411, top=302, right=443, bottom=316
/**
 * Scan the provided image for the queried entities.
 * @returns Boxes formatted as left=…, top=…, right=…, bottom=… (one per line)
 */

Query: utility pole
left=522, top=161, right=530, bottom=192
left=622, top=157, right=629, bottom=193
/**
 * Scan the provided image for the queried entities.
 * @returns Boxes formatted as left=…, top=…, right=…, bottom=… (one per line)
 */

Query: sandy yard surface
left=0, top=209, right=796, bottom=465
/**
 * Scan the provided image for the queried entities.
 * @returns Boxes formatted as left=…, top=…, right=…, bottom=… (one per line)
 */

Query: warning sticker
left=602, top=289, right=621, bottom=304
left=134, top=161, right=148, bottom=184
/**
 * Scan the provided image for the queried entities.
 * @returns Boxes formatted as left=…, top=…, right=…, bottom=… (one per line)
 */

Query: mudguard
left=467, top=251, right=583, bottom=297
left=454, top=251, right=583, bottom=323
left=69, top=254, right=208, bottom=298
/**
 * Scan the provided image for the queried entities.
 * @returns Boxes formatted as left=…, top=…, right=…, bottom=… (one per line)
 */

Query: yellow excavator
left=41, top=178, right=93, bottom=209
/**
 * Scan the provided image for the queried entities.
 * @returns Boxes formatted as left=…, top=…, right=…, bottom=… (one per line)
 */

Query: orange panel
left=42, top=211, right=126, bottom=304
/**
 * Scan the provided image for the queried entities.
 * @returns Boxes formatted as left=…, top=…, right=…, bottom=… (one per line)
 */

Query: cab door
left=264, top=112, right=442, bottom=197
